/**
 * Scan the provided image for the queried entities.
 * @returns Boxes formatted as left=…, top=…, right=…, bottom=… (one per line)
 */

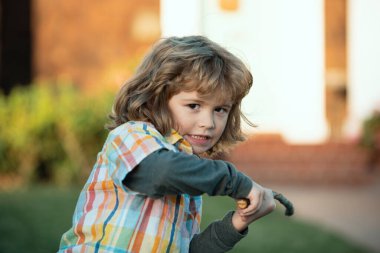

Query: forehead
left=177, top=77, right=237, bottom=104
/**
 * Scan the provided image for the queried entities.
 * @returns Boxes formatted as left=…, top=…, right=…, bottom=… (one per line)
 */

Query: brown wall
left=324, top=0, right=348, bottom=141
left=33, top=0, right=160, bottom=90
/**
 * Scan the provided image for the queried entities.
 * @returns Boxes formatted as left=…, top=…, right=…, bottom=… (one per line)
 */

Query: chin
left=193, top=147, right=211, bottom=155
left=192, top=147, right=204, bottom=153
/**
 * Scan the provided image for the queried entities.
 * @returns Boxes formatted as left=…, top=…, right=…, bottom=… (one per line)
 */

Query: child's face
left=168, top=91, right=231, bottom=154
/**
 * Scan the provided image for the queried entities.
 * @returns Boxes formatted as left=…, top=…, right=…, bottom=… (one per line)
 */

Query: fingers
left=244, top=189, right=263, bottom=216
left=237, top=188, right=276, bottom=219
left=247, top=191, right=276, bottom=223
left=238, top=183, right=265, bottom=216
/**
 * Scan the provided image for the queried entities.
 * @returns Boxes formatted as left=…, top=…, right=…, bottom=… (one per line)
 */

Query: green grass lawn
left=201, top=196, right=375, bottom=253
left=0, top=185, right=375, bottom=253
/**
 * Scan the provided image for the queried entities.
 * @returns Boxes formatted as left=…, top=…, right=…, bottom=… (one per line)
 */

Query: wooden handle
left=236, top=191, right=294, bottom=216
left=236, top=198, right=250, bottom=209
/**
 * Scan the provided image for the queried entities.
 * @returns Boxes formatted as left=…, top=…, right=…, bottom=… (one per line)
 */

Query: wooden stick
left=236, top=191, right=294, bottom=216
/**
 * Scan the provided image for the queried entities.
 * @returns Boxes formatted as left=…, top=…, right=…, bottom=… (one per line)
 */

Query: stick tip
left=236, top=199, right=249, bottom=209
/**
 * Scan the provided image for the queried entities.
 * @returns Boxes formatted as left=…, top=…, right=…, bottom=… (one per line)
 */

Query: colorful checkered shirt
left=59, top=121, right=202, bottom=253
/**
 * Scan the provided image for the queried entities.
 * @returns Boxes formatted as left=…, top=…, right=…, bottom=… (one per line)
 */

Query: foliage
left=360, top=110, right=380, bottom=150
left=0, top=84, right=114, bottom=186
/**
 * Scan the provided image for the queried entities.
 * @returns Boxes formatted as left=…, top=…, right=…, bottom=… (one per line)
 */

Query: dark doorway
left=0, top=0, right=32, bottom=94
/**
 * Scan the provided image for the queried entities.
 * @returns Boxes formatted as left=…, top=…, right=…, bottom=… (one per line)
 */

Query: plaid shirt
left=59, top=121, right=202, bottom=253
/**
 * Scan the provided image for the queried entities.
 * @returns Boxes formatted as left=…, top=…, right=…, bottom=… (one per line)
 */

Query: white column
left=257, top=0, right=327, bottom=144
left=160, top=0, right=203, bottom=37
left=345, top=0, right=380, bottom=139
left=203, top=0, right=328, bottom=143
left=160, top=0, right=328, bottom=143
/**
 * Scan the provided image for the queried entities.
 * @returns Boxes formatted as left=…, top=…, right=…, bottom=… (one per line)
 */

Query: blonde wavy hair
left=107, top=35, right=253, bottom=155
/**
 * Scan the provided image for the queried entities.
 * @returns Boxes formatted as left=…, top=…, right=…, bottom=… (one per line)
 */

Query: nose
left=199, top=111, right=215, bottom=129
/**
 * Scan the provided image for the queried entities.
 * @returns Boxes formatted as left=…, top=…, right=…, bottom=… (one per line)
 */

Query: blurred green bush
left=360, top=110, right=380, bottom=171
left=360, top=110, right=380, bottom=150
left=0, top=84, right=114, bottom=187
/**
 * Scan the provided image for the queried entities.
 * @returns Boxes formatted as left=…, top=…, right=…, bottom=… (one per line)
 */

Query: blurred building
left=0, top=0, right=160, bottom=93
left=161, top=0, right=380, bottom=183
left=1, top=0, right=378, bottom=143
left=1, top=0, right=380, bottom=182
left=161, top=0, right=380, bottom=145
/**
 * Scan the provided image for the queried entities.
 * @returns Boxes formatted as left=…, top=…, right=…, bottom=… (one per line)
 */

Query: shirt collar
left=165, top=129, right=193, bottom=154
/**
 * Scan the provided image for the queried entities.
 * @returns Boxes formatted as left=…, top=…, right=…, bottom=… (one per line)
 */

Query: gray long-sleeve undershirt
left=123, top=148, right=252, bottom=253
left=123, top=148, right=252, bottom=198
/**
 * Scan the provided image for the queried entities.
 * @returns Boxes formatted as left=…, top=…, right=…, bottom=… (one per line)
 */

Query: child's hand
left=232, top=188, right=276, bottom=232
left=237, top=181, right=265, bottom=217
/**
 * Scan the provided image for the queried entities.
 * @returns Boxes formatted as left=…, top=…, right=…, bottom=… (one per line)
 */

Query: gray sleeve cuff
left=216, top=211, right=248, bottom=247
left=189, top=211, right=248, bottom=253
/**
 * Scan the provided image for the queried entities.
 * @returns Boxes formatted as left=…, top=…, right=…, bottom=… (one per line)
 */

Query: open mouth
left=185, top=134, right=213, bottom=153
left=188, top=135, right=210, bottom=140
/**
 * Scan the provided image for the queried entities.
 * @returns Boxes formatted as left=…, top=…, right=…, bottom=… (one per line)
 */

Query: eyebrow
left=182, top=98, right=232, bottom=108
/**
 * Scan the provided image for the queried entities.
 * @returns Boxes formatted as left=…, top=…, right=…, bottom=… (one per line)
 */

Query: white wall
left=346, top=0, right=380, bottom=139
left=161, top=0, right=329, bottom=143
left=160, top=0, right=203, bottom=36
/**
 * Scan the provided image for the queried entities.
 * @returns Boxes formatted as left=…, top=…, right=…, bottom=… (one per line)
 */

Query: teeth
left=191, top=135, right=207, bottom=140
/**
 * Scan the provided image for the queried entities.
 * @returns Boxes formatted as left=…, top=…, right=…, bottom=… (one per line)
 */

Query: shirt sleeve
left=123, top=148, right=253, bottom=198
left=105, top=122, right=173, bottom=189
left=189, top=211, right=248, bottom=253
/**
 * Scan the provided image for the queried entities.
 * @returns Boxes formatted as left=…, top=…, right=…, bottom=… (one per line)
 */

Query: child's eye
left=215, top=107, right=229, bottom=114
left=187, top=104, right=200, bottom=110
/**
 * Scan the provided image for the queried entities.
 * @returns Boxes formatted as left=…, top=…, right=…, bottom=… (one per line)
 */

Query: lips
left=189, top=135, right=209, bottom=140
left=186, top=134, right=211, bottom=145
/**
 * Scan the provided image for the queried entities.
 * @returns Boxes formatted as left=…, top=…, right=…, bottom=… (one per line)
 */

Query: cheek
left=170, top=111, right=187, bottom=132
left=169, top=104, right=181, bottom=122
left=216, top=118, right=228, bottom=137
left=176, top=115, right=190, bottom=129
left=219, top=116, right=229, bottom=129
